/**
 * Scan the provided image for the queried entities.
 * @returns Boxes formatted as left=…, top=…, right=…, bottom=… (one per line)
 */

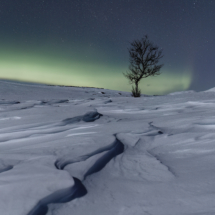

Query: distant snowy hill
left=204, top=87, right=215, bottom=92
left=1, top=80, right=215, bottom=215
left=0, top=80, right=131, bottom=100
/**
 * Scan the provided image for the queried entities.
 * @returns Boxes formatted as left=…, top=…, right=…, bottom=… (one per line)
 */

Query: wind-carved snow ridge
left=146, top=122, right=176, bottom=177
left=40, top=99, right=69, bottom=105
left=83, top=136, right=124, bottom=179
left=55, top=136, right=123, bottom=170
left=0, top=165, right=13, bottom=173
left=61, top=110, right=103, bottom=125
left=0, top=111, right=102, bottom=143
left=148, top=121, right=163, bottom=135
left=0, top=160, right=13, bottom=174
left=0, top=100, right=20, bottom=105
left=56, top=135, right=124, bottom=177
left=146, top=151, right=177, bottom=177
left=29, top=136, right=124, bottom=215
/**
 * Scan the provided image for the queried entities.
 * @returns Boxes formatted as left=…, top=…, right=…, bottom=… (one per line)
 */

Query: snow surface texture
left=1, top=80, right=215, bottom=215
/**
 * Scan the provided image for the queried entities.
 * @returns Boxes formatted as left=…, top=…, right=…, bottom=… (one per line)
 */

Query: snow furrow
left=27, top=178, right=87, bottom=215
left=83, top=137, right=124, bottom=179
left=32, top=137, right=124, bottom=215
left=0, top=165, right=13, bottom=174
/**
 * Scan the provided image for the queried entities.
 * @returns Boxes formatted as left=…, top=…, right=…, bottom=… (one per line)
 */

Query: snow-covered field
left=1, top=80, right=215, bottom=215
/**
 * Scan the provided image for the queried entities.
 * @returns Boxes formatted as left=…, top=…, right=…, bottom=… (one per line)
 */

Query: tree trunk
left=132, top=81, right=141, bottom=97
left=135, top=82, right=139, bottom=96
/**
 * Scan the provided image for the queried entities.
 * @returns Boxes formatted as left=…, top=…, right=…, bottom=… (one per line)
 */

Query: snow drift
left=1, top=80, right=215, bottom=215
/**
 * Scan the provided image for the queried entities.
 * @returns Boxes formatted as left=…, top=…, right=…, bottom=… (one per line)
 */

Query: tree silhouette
left=124, top=35, right=163, bottom=97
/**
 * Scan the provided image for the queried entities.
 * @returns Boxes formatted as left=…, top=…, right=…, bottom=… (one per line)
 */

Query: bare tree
left=124, top=35, right=163, bottom=97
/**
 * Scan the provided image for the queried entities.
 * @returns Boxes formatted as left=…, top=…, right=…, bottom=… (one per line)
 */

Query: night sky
left=0, top=0, right=215, bottom=95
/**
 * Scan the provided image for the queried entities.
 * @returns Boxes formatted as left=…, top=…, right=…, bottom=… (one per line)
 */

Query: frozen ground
left=1, top=80, right=215, bottom=215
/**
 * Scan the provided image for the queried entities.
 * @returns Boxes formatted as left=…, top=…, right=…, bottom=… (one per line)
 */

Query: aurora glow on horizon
left=0, top=1, right=214, bottom=95
left=0, top=44, right=193, bottom=95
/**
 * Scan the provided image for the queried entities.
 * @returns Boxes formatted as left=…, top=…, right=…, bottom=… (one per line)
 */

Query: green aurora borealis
left=0, top=44, right=193, bottom=95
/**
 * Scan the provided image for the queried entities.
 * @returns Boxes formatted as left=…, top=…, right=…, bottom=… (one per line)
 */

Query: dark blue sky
left=0, top=0, right=214, bottom=94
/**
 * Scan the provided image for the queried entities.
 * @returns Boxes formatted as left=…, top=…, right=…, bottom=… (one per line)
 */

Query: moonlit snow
left=1, top=80, right=215, bottom=215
